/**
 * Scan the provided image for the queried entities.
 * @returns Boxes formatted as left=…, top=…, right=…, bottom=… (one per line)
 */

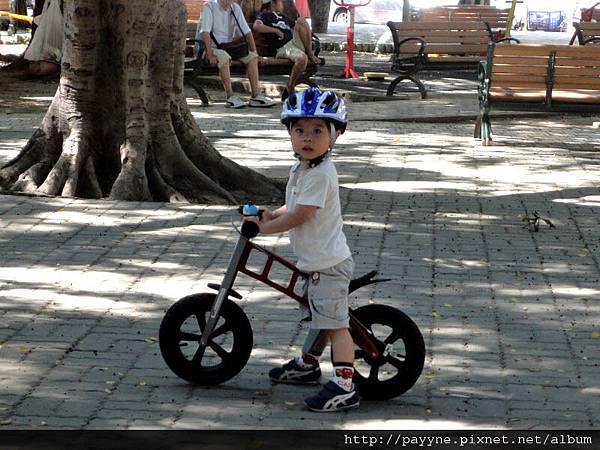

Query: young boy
left=243, top=87, right=359, bottom=412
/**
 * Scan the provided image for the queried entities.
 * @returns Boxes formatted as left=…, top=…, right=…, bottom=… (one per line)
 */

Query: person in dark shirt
left=253, top=0, right=321, bottom=100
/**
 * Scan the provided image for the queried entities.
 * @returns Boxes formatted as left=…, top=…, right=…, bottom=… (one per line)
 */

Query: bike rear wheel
left=351, top=304, right=425, bottom=400
left=159, top=293, right=253, bottom=385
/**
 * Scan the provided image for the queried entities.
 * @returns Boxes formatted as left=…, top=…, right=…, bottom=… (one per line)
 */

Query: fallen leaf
left=285, top=401, right=297, bottom=406
left=509, top=418, right=520, bottom=422
left=105, top=381, right=115, bottom=385
left=431, top=310, right=440, bottom=318
left=592, top=331, right=600, bottom=339
left=19, top=346, right=30, bottom=354
left=139, top=381, right=147, bottom=386
left=104, top=389, right=112, bottom=394
left=443, top=304, right=452, bottom=308
left=0, top=419, right=13, bottom=426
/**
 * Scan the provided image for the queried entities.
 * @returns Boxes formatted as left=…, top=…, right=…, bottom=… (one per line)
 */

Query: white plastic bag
left=24, top=0, right=64, bottom=63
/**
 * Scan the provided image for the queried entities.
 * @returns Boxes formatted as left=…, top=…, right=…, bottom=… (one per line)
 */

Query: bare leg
left=295, top=18, right=320, bottom=64
left=287, top=54, right=308, bottom=92
left=245, top=58, right=261, bottom=97
left=219, top=63, right=234, bottom=98
left=328, top=329, right=354, bottom=364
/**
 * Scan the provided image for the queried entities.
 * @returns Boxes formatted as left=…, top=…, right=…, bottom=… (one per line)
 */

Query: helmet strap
left=329, top=123, right=337, bottom=149
left=294, top=151, right=331, bottom=168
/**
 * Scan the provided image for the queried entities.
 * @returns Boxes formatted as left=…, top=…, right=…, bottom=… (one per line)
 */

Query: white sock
left=295, top=356, right=318, bottom=369
left=332, top=364, right=354, bottom=392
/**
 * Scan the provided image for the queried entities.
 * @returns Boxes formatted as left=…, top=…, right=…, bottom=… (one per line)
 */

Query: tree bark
left=307, top=0, right=329, bottom=33
left=238, top=0, right=261, bottom=23
left=282, top=0, right=299, bottom=20
left=402, top=0, right=410, bottom=22
left=0, top=0, right=283, bottom=204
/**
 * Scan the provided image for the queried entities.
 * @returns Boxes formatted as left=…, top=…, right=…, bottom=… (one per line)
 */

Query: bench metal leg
left=386, top=74, right=427, bottom=99
left=474, top=114, right=482, bottom=139
left=187, top=76, right=210, bottom=106
left=481, top=113, right=493, bottom=145
left=475, top=112, right=494, bottom=145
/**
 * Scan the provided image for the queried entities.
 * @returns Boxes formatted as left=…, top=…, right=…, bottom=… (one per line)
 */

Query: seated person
left=253, top=0, right=321, bottom=100
left=23, top=0, right=63, bottom=76
left=198, top=0, right=275, bottom=108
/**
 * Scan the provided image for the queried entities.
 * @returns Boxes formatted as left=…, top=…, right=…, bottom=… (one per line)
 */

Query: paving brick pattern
left=1, top=71, right=600, bottom=430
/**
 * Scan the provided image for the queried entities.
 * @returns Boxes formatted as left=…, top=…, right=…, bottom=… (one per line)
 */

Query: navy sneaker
left=269, top=358, right=322, bottom=384
left=304, top=381, right=360, bottom=412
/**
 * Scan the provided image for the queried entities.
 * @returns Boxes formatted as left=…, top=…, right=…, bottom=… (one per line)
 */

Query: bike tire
left=352, top=304, right=425, bottom=401
left=159, top=293, right=253, bottom=385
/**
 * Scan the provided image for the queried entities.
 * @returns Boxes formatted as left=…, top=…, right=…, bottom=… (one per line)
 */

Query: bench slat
left=492, top=64, right=548, bottom=75
left=555, top=57, right=600, bottom=67
left=554, top=76, right=600, bottom=88
left=390, top=21, right=489, bottom=31
left=554, top=66, right=600, bottom=76
left=410, top=31, right=489, bottom=39
left=489, top=88, right=546, bottom=102
left=552, top=90, right=600, bottom=103
left=427, top=55, right=484, bottom=62
left=491, top=74, right=547, bottom=84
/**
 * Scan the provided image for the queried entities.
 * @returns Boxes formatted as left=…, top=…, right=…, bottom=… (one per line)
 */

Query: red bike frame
left=200, top=226, right=382, bottom=360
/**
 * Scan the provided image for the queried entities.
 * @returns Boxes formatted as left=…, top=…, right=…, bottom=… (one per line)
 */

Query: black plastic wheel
left=159, top=293, right=253, bottom=385
left=351, top=304, right=425, bottom=400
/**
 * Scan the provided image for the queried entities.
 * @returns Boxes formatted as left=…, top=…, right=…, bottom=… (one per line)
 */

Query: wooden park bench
left=420, top=6, right=512, bottom=35
left=385, top=20, right=515, bottom=98
left=574, top=22, right=600, bottom=46
left=182, top=0, right=321, bottom=105
left=475, top=44, right=600, bottom=145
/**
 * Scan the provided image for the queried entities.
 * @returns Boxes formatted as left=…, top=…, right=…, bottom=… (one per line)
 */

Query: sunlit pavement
left=1, top=40, right=600, bottom=430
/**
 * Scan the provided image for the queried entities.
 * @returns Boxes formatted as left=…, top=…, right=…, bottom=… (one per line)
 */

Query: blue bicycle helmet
left=281, top=87, right=347, bottom=133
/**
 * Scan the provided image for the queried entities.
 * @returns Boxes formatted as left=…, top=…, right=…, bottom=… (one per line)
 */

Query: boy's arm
left=253, top=20, right=285, bottom=40
left=265, top=205, right=287, bottom=221
left=259, top=204, right=317, bottom=234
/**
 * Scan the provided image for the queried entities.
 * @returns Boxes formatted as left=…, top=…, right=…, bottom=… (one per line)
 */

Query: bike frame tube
left=199, top=233, right=248, bottom=347
left=201, top=232, right=383, bottom=359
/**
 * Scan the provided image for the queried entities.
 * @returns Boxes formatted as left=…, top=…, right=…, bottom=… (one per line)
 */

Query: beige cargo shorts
left=303, top=257, right=355, bottom=330
left=275, top=28, right=306, bottom=63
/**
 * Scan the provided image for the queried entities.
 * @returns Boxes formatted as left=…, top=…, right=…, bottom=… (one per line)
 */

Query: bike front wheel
left=352, top=304, right=425, bottom=401
left=159, top=293, right=253, bottom=385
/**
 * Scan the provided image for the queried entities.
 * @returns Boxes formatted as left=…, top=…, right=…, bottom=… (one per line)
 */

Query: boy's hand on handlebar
left=260, top=208, right=273, bottom=222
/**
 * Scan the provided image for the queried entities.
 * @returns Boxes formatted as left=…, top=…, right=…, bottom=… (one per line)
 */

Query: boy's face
left=289, top=118, right=337, bottom=161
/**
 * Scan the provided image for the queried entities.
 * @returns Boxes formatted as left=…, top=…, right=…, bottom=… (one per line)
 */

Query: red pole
left=340, top=6, right=360, bottom=78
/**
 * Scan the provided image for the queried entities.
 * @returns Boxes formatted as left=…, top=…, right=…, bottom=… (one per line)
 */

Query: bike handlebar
left=240, top=220, right=260, bottom=239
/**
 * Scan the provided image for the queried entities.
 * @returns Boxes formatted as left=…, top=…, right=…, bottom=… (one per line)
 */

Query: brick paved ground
left=1, top=68, right=600, bottom=430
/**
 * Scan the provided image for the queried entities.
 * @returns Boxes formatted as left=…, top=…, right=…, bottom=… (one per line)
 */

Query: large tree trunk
left=0, top=0, right=282, bottom=204
left=307, top=0, right=329, bottom=33
left=283, top=0, right=299, bottom=20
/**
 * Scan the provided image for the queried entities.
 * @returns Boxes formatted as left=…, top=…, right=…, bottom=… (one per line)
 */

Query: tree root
left=0, top=0, right=284, bottom=205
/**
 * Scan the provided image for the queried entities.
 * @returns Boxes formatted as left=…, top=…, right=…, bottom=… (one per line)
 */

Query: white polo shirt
left=286, top=158, right=351, bottom=272
left=199, top=0, right=251, bottom=46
